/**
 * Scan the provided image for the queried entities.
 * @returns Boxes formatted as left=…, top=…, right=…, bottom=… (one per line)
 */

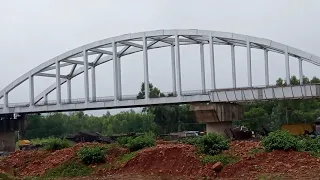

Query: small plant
left=44, top=137, right=71, bottom=151
left=43, top=160, right=92, bottom=178
left=196, top=133, right=229, bottom=155
left=200, top=154, right=239, bottom=166
left=126, top=132, right=155, bottom=151
left=77, top=146, right=106, bottom=165
left=262, top=130, right=298, bottom=152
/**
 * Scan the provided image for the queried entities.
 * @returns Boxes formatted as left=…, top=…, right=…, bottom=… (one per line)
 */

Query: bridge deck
left=0, top=84, right=319, bottom=115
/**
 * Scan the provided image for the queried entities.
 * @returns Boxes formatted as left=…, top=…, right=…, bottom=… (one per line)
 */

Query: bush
left=196, top=133, right=229, bottom=155
left=262, top=130, right=298, bottom=152
left=77, top=146, right=106, bottom=165
left=117, top=136, right=134, bottom=147
left=44, top=137, right=71, bottom=151
left=126, top=132, right=155, bottom=151
left=297, top=136, right=320, bottom=153
left=201, top=154, right=239, bottom=165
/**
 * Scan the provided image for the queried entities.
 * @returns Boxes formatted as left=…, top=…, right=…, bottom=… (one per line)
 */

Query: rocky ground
left=0, top=140, right=320, bottom=179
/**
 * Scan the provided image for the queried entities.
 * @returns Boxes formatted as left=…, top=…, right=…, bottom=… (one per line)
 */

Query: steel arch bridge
left=0, top=29, right=320, bottom=115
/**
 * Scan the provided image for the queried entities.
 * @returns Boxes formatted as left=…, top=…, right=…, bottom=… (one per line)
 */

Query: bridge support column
left=209, top=34, right=216, bottom=90
left=246, top=38, right=252, bottom=87
left=285, top=46, right=290, bottom=85
left=0, top=114, right=27, bottom=152
left=83, top=49, right=90, bottom=103
left=91, top=66, right=96, bottom=102
left=200, top=44, right=206, bottom=93
left=56, top=61, right=61, bottom=105
left=171, top=45, right=177, bottom=96
left=231, top=45, right=236, bottom=88
left=4, top=93, right=8, bottom=113
left=29, top=75, right=34, bottom=106
left=67, top=79, right=72, bottom=103
left=112, top=41, right=119, bottom=101
left=190, top=103, right=244, bottom=138
left=143, top=36, right=150, bottom=100
left=299, top=58, right=303, bottom=85
left=264, top=49, right=269, bottom=86
left=175, top=34, right=182, bottom=96
left=117, top=56, right=122, bottom=99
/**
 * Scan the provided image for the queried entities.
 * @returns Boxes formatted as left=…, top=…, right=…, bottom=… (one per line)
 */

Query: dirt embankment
left=220, top=150, right=320, bottom=180
left=117, top=143, right=216, bottom=177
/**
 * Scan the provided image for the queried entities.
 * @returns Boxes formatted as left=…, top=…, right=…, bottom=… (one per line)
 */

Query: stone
left=212, top=162, right=223, bottom=172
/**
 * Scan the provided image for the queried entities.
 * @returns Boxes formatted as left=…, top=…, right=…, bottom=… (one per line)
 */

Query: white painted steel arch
left=0, top=29, right=320, bottom=115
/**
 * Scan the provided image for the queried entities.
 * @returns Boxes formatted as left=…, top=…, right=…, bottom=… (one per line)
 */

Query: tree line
left=25, top=76, right=320, bottom=139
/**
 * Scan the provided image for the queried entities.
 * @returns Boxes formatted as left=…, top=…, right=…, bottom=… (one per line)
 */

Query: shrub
left=262, top=130, right=298, bottom=152
left=297, top=136, right=320, bottom=153
left=196, top=133, right=229, bottom=155
left=117, top=136, right=134, bottom=147
left=77, top=146, right=106, bottom=165
left=43, top=160, right=92, bottom=178
left=126, top=132, right=155, bottom=151
left=201, top=154, right=239, bottom=166
left=44, top=137, right=71, bottom=151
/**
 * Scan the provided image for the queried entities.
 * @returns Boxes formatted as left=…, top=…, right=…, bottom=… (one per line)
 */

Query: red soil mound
left=117, top=143, right=216, bottom=178
left=224, top=140, right=262, bottom=157
left=19, top=142, right=107, bottom=176
left=219, top=150, right=320, bottom=179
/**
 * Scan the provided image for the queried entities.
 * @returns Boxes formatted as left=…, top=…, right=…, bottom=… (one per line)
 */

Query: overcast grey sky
left=1, top=0, right=320, bottom=116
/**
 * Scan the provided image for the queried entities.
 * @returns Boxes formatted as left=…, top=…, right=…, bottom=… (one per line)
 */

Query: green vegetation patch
left=77, top=146, right=107, bottom=165
left=200, top=154, right=239, bottom=166
left=42, top=160, right=92, bottom=178
left=262, top=130, right=298, bottom=152
left=297, top=136, right=320, bottom=153
left=126, top=132, right=156, bottom=152
left=43, top=137, right=72, bottom=151
left=196, top=133, right=229, bottom=156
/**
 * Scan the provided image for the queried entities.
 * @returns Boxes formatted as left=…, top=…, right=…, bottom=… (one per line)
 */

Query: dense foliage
left=77, top=146, right=106, bottom=165
left=196, top=133, right=229, bottom=155
left=44, top=137, right=72, bottom=151
left=262, top=130, right=298, bottom=151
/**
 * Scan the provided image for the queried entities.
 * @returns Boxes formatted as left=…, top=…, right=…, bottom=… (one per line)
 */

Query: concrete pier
left=190, top=103, right=243, bottom=138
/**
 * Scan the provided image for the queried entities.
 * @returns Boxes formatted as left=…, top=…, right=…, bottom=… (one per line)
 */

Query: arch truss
left=0, top=29, right=320, bottom=115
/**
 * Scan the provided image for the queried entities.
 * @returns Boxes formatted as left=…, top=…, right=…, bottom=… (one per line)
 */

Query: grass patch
left=104, top=152, right=137, bottom=170
left=200, top=154, right=239, bottom=166
left=42, top=160, right=92, bottom=178
left=257, top=173, right=285, bottom=180
left=118, top=152, right=137, bottom=164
